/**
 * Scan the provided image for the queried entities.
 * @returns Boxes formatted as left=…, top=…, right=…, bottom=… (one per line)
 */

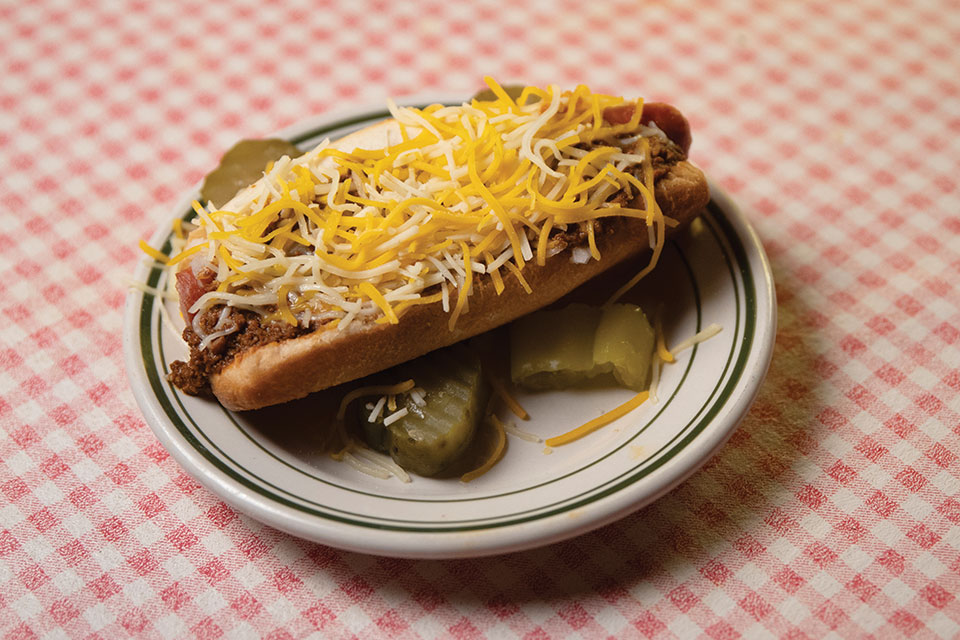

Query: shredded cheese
left=367, top=395, right=387, bottom=423
left=337, top=442, right=413, bottom=482
left=670, top=323, right=723, bottom=354
left=139, top=240, right=169, bottom=264
left=336, top=379, right=415, bottom=420
left=486, top=374, right=529, bottom=420
left=655, top=314, right=675, bottom=363
left=648, top=351, right=662, bottom=404
left=350, top=446, right=411, bottom=482
left=382, top=407, right=409, bottom=426
left=341, top=450, right=391, bottom=479
left=170, top=79, right=668, bottom=336
left=502, top=420, right=543, bottom=443
left=461, top=415, right=507, bottom=482
left=545, top=391, right=650, bottom=447
left=126, top=278, right=175, bottom=301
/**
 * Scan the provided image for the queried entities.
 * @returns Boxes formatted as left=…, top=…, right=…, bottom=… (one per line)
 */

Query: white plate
left=124, top=101, right=776, bottom=559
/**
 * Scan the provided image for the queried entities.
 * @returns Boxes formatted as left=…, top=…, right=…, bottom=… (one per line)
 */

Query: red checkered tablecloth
left=2, top=0, right=959, bottom=637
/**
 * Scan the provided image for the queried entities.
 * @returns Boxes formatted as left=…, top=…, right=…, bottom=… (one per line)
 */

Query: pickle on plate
left=360, top=346, right=488, bottom=477
left=594, top=304, right=655, bottom=391
left=201, top=138, right=302, bottom=207
left=472, top=84, right=539, bottom=104
left=510, top=304, right=610, bottom=389
left=510, top=303, right=655, bottom=391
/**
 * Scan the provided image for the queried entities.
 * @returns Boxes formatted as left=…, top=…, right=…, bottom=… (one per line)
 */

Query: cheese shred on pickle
left=168, top=78, right=702, bottom=402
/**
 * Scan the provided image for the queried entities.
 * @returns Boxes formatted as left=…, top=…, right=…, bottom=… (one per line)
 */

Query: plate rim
left=124, top=100, right=776, bottom=558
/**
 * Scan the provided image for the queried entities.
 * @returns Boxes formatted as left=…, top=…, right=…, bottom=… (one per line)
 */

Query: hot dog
left=166, top=80, right=710, bottom=411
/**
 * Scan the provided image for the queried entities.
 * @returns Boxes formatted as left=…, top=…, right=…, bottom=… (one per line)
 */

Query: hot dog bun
left=171, top=93, right=710, bottom=410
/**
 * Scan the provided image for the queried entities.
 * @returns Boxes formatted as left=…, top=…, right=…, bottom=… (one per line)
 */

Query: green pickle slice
left=471, top=84, right=539, bottom=104
left=510, top=303, right=655, bottom=391
left=594, top=304, right=655, bottom=391
left=510, top=304, right=609, bottom=390
left=200, top=138, right=302, bottom=207
left=360, top=346, right=488, bottom=477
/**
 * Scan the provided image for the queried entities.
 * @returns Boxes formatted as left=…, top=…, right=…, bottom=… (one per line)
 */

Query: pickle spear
left=360, top=346, right=488, bottom=477
left=510, top=303, right=655, bottom=391
left=594, top=304, right=655, bottom=391
left=510, top=304, right=609, bottom=389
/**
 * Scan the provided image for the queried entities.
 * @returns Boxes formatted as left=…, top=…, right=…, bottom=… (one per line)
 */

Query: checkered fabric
left=2, top=0, right=959, bottom=637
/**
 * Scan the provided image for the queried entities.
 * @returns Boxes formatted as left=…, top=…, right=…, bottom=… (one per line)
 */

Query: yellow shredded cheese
left=545, top=391, right=650, bottom=447
left=486, top=374, right=529, bottom=420
left=655, top=315, right=675, bottom=363
left=171, top=79, right=670, bottom=332
left=139, top=240, right=169, bottom=264
left=504, top=260, right=532, bottom=294
left=461, top=415, right=507, bottom=482
left=359, top=282, right=399, bottom=325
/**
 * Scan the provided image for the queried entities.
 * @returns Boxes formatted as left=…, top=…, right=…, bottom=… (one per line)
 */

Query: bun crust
left=210, top=158, right=708, bottom=411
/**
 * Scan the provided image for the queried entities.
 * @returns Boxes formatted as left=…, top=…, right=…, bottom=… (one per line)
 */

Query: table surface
left=2, top=0, right=959, bottom=638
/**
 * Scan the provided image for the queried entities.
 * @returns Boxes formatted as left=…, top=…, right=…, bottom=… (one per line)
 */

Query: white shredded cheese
left=502, top=420, right=543, bottom=443
left=167, top=80, right=666, bottom=336
left=383, top=407, right=409, bottom=426
left=649, top=355, right=661, bottom=404
left=409, top=388, right=426, bottom=406
left=351, top=446, right=411, bottom=483
left=671, top=324, right=723, bottom=354
left=342, top=451, right=391, bottom=479
left=367, top=396, right=387, bottom=423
